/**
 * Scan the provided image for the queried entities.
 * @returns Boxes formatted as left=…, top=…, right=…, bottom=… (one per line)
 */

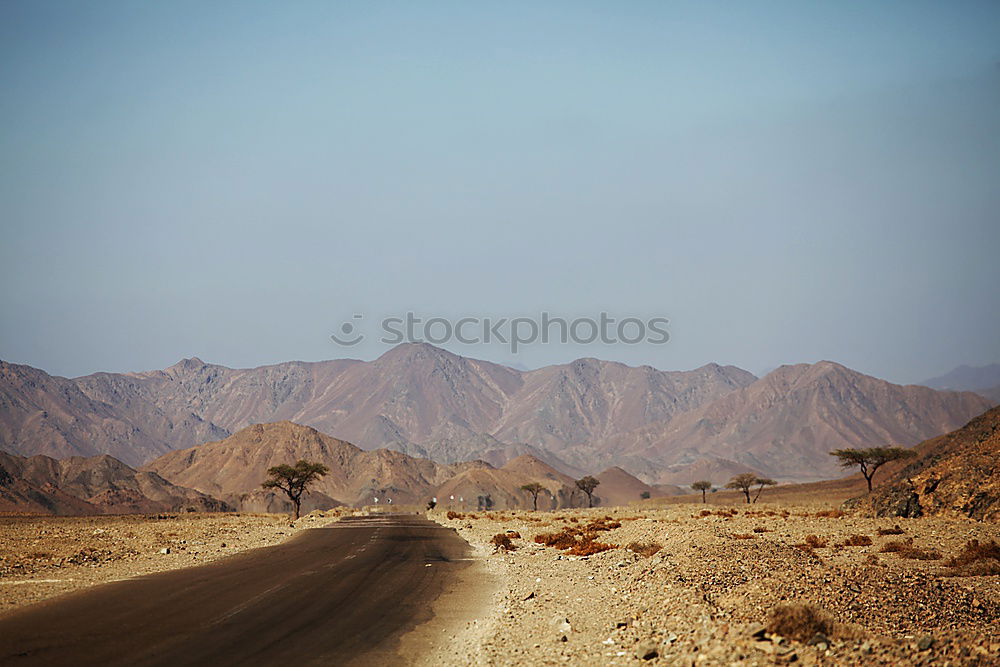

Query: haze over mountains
left=920, top=363, right=1000, bottom=405
left=0, top=344, right=992, bottom=484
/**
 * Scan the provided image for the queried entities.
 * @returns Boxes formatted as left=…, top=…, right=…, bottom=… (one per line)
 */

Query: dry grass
left=766, top=604, right=833, bottom=642
left=876, top=525, right=905, bottom=536
left=880, top=538, right=941, bottom=560
left=626, top=541, right=662, bottom=557
left=840, top=534, right=873, bottom=547
left=752, top=526, right=771, bottom=533
left=944, top=539, right=1000, bottom=576
left=732, top=533, right=755, bottom=540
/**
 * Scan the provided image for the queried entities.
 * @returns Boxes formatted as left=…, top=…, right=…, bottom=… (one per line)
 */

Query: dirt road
left=0, top=514, right=476, bottom=666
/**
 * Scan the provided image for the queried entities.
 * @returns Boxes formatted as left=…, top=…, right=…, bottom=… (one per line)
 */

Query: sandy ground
left=425, top=501, right=1000, bottom=666
left=0, top=510, right=343, bottom=613
left=2, top=503, right=998, bottom=665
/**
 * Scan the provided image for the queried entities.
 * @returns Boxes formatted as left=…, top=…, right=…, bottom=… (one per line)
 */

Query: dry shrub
left=766, top=604, right=833, bottom=642
left=880, top=537, right=941, bottom=560
left=534, top=521, right=619, bottom=556
left=568, top=540, right=616, bottom=556
left=490, top=533, right=516, bottom=552
left=876, top=525, right=905, bottom=536
left=752, top=526, right=771, bottom=533
left=732, top=533, right=755, bottom=540
left=534, top=529, right=581, bottom=550
left=841, top=534, right=873, bottom=547
left=814, top=510, right=844, bottom=519
left=627, top=542, right=662, bottom=557
left=804, top=535, right=827, bottom=548
left=944, top=539, right=1000, bottom=576
left=865, top=554, right=880, bottom=565
left=697, top=509, right=738, bottom=519
left=466, top=513, right=478, bottom=519
left=506, top=530, right=521, bottom=539
left=446, top=511, right=464, bottom=520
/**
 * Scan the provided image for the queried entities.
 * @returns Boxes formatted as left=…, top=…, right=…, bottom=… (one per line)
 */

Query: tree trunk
left=701, top=490, right=707, bottom=503
left=532, top=494, right=538, bottom=511
left=743, top=489, right=751, bottom=503
left=293, top=498, right=301, bottom=519
left=587, top=493, right=593, bottom=508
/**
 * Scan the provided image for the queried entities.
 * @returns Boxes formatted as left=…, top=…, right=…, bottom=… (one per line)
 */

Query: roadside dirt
left=429, top=501, right=999, bottom=665
left=0, top=510, right=342, bottom=613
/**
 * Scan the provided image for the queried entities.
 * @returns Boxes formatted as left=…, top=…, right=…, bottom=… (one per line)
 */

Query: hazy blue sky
left=2, top=1, right=999, bottom=382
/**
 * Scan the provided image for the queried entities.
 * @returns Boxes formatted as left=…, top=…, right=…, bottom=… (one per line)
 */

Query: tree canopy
left=520, top=482, right=546, bottom=511
left=575, top=476, right=600, bottom=507
left=691, top=480, right=712, bottom=503
left=830, top=447, right=916, bottom=491
left=261, top=459, right=329, bottom=519
left=725, top=473, right=777, bottom=503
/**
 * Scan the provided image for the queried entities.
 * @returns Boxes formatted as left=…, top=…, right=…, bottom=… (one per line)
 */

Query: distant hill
left=146, top=421, right=482, bottom=510
left=921, top=363, right=1000, bottom=392
left=434, top=455, right=578, bottom=511
left=863, top=406, right=1000, bottom=522
left=594, top=466, right=677, bottom=506
left=0, top=451, right=227, bottom=515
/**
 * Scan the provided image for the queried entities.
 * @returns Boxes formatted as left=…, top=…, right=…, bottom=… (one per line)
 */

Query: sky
left=2, top=1, right=999, bottom=383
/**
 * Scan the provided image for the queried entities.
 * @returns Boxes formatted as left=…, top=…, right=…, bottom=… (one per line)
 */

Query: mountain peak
left=377, top=342, right=455, bottom=360
left=167, top=357, right=207, bottom=372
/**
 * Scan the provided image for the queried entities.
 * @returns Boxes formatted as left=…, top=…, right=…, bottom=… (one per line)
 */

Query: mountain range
left=1, top=344, right=992, bottom=483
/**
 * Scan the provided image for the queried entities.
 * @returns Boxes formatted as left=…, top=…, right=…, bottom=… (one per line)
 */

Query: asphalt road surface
left=0, top=514, right=477, bottom=666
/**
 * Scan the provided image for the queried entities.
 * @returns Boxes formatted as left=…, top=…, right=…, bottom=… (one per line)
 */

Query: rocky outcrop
left=865, top=406, right=1000, bottom=521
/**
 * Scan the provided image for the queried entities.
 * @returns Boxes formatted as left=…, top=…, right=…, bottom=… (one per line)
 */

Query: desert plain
left=2, top=494, right=997, bottom=666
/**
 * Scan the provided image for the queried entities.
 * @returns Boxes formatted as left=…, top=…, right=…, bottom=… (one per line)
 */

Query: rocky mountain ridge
left=1, top=345, right=991, bottom=483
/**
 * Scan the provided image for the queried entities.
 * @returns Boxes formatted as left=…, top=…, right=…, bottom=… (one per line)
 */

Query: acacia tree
left=261, top=460, right=329, bottom=519
left=691, top=480, right=713, bottom=503
left=830, top=447, right=916, bottom=492
left=520, top=482, right=546, bottom=511
left=725, top=473, right=759, bottom=504
left=575, top=476, right=600, bottom=508
left=752, top=477, right=777, bottom=503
